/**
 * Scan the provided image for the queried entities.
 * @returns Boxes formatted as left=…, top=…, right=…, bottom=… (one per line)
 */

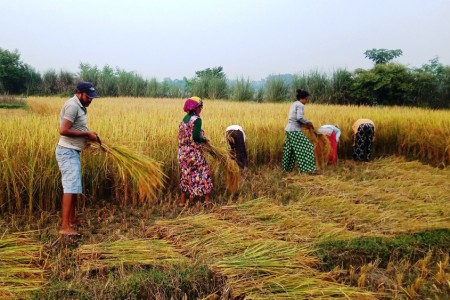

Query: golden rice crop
left=0, top=97, right=449, bottom=212
left=88, top=141, right=166, bottom=204
left=301, top=126, right=331, bottom=169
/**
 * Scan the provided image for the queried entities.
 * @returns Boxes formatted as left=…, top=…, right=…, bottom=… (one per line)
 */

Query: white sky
left=1, top=0, right=449, bottom=81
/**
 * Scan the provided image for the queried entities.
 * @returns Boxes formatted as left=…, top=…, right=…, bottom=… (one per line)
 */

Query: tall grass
left=0, top=97, right=449, bottom=213
left=229, top=77, right=254, bottom=101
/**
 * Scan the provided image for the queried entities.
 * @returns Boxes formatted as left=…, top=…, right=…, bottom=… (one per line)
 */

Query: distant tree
left=254, top=87, right=264, bottom=103
left=208, top=76, right=228, bottom=99
left=131, top=73, right=146, bottom=97
left=57, top=70, right=75, bottom=95
left=145, top=78, right=160, bottom=97
left=291, top=70, right=331, bottom=103
left=264, top=76, right=289, bottom=102
left=116, top=69, right=134, bottom=96
left=331, top=69, right=354, bottom=104
left=230, top=77, right=254, bottom=101
left=41, top=70, right=59, bottom=95
left=160, top=78, right=183, bottom=98
left=364, top=48, right=403, bottom=64
left=161, top=78, right=184, bottom=98
left=79, top=63, right=99, bottom=85
left=24, top=65, right=42, bottom=95
left=189, top=66, right=228, bottom=99
left=352, top=63, right=413, bottom=105
left=195, top=66, right=226, bottom=79
left=97, top=65, right=118, bottom=96
left=412, top=57, right=450, bottom=108
left=115, top=69, right=146, bottom=97
left=0, top=48, right=28, bottom=94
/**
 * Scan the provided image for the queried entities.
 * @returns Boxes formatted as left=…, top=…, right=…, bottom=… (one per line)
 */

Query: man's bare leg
left=69, top=195, right=81, bottom=226
left=60, top=194, right=79, bottom=235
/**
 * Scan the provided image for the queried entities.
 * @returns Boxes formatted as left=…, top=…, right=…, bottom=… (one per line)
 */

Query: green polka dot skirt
left=282, top=131, right=316, bottom=173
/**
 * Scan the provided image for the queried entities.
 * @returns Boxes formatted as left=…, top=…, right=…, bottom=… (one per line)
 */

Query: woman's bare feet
left=179, top=193, right=187, bottom=207
left=203, top=195, right=212, bottom=206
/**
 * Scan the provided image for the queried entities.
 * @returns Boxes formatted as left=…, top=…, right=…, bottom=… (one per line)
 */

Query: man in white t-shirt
left=55, top=82, right=99, bottom=236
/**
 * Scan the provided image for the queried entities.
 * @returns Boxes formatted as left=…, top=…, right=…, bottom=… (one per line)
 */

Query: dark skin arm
left=59, top=118, right=98, bottom=141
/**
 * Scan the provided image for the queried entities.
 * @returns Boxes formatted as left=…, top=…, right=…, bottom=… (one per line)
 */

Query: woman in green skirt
left=281, top=89, right=317, bottom=174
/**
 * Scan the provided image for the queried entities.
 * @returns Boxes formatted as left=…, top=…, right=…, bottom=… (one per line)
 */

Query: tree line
left=1, top=48, right=449, bottom=108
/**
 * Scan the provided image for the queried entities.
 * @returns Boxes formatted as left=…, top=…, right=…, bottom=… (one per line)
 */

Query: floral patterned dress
left=178, top=115, right=213, bottom=197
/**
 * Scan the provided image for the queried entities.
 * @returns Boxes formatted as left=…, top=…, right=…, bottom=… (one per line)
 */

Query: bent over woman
left=281, top=89, right=317, bottom=174
left=178, top=96, right=213, bottom=207
left=226, top=125, right=248, bottom=169
left=352, top=118, right=376, bottom=162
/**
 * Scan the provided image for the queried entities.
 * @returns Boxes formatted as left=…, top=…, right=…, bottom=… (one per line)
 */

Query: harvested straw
left=76, top=238, right=186, bottom=273
left=89, top=141, right=166, bottom=203
left=301, top=126, right=331, bottom=170
left=0, top=235, right=47, bottom=299
left=155, top=211, right=374, bottom=299
left=203, top=143, right=240, bottom=193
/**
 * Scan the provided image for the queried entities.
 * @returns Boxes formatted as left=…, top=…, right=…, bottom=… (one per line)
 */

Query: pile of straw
left=203, top=143, right=240, bottom=193
left=154, top=212, right=373, bottom=299
left=76, top=238, right=186, bottom=273
left=301, top=127, right=331, bottom=170
left=0, top=235, right=47, bottom=299
left=89, top=141, right=166, bottom=203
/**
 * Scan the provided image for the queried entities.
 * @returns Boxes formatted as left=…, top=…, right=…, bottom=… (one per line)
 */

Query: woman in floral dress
left=178, top=96, right=212, bottom=206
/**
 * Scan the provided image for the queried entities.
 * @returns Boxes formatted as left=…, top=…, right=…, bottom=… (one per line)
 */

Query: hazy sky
left=1, top=0, right=449, bottom=80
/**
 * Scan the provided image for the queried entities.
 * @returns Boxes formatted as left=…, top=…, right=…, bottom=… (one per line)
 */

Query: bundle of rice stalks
left=76, top=238, right=186, bottom=273
left=212, top=241, right=319, bottom=277
left=89, top=140, right=166, bottom=203
left=0, top=235, right=47, bottom=299
left=203, top=143, right=240, bottom=193
left=301, top=126, right=331, bottom=170
left=235, top=274, right=376, bottom=299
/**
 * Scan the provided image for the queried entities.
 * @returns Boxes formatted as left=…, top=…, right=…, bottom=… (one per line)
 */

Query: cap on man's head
left=76, top=82, right=99, bottom=98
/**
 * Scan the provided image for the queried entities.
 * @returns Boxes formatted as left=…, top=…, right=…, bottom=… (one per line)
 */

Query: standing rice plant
left=1, top=97, right=449, bottom=212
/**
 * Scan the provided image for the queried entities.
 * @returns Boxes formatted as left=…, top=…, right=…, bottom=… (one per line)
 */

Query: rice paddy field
left=0, top=97, right=449, bottom=299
